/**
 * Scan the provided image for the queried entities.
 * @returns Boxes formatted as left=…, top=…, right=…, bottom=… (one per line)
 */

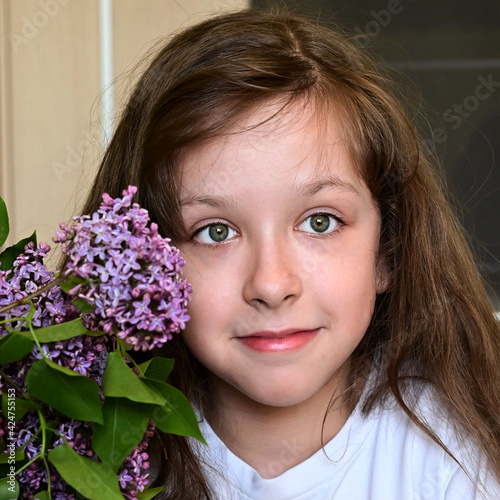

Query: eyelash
left=190, top=212, right=345, bottom=248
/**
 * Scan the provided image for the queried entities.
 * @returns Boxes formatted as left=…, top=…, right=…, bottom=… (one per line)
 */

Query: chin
left=237, top=378, right=329, bottom=409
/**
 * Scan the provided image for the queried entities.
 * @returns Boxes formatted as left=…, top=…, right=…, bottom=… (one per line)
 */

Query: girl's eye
left=194, top=223, right=237, bottom=244
left=297, top=213, right=342, bottom=234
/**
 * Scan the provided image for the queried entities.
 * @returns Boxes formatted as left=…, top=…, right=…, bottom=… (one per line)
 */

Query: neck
left=207, top=374, right=355, bottom=479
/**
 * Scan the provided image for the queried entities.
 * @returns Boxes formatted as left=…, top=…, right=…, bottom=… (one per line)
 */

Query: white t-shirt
left=193, top=390, right=500, bottom=500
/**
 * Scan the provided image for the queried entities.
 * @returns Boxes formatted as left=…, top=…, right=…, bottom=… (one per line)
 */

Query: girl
left=80, top=9, right=500, bottom=500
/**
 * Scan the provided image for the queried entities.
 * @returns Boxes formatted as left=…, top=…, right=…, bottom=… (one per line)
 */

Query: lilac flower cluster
left=54, top=186, right=191, bottom=351
left=0, top=273, right=112, bottom=500
left=0, top=413, right=153, bottom=499
left=0, top=242, right=77, bottom=334
left=0, top=240, right=109, bottom=394
left=12, top=413, right=77, bottom=500
left=118, top=423, right=155, bottom=500
left=0, top=406, right=73, bottom=499
left=1, top=312, right=149, bottom=499
left=1, top=335, right=108, bottom=405
left=0, top=187, right=190, bottom=498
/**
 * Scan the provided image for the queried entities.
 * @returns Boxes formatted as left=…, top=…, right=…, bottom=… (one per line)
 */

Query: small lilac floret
left=55, top=186, right=192, bottom=351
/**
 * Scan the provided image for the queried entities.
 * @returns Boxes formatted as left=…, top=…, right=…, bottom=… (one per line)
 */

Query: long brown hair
left=80, top=8, right=500, bottom=499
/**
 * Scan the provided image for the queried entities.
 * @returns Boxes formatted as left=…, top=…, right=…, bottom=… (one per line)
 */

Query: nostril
left=253, top=294, right=295, bottom=308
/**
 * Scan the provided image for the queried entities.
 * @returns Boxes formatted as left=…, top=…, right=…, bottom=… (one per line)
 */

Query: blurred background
left=1, top=0, right=498, bottom=304
left=0, top=0, right=246, bottom=248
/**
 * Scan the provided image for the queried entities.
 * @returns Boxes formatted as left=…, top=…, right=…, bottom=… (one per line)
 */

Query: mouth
left=236, top=328, right=320, bottom=353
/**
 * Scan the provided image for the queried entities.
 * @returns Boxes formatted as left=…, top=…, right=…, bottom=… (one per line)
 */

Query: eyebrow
left=180, top=175, right=359, bottom=208
left=292, top=175, right=360, bottom=197
left=180, top=193, right=238, bottom=208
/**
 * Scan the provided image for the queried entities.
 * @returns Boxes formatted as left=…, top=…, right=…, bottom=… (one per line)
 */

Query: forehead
left=178, top=99, right=365, bottom=193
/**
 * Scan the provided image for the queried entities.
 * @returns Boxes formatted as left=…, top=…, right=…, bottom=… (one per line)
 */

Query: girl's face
left=178, top=101, right=385, bottom=410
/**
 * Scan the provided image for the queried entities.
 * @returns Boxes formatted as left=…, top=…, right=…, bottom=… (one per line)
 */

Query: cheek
left=184, top=272, right=237, bottom=325
left=180, top=259, right=236, bottom=345
left=306, top=243, right=379, bottom=317
left=180, top=303, right=214, bottom=369
left=305, top=241, right=378, bottom=285
left=179, top=288, right=233, bottom=381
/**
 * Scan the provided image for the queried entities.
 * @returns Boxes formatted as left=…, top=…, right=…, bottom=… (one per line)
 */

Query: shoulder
left=191, top=387, right=500, bottom=500
left=350, top=384, right=500, bottom=500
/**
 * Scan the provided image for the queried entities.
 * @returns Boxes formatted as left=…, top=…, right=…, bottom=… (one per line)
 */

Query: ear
left=375, top=256, right=390, bottom=294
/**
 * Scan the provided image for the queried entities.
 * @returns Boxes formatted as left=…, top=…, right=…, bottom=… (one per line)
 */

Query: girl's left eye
left=297, top=213, right=342, bottom=235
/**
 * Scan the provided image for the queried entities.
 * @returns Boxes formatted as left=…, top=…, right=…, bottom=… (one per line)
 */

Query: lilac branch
left=0, top=366, right=25, bottom=395
left=0, top=275, right=63, bottom=316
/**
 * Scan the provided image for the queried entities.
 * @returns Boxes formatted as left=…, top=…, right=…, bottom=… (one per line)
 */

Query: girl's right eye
left=193, top=223, right=237, bottom=245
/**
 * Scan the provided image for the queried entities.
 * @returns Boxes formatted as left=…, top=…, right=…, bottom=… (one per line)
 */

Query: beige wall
left=0, top=0, right=248, bottom=254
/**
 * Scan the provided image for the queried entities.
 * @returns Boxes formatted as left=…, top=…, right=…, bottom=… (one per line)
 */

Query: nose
left=242, top=235, right=303, bottom=309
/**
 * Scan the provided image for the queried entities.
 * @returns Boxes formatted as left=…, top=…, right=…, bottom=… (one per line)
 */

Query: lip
left=236, top=328, right=320, bottom=353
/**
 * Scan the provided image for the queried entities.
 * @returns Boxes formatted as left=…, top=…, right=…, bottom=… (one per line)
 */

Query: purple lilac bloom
left=0, top=332, right=110, bottom=396
left=54, top=186, right=192, bottom=351
left=0, top=242, right=78, bottom=337
left=0, top=245, right=113, bottom=498
left=118, top=422, right=155, bottom=499
left=0, top=188, right=184, bottom=498
left=2, top=407, right=154, bottom=499
left=9, top=415, right=93, bottom=499
left=0, top=242, right=83, bottom=394
left=0, top=330, right=111, bottom=498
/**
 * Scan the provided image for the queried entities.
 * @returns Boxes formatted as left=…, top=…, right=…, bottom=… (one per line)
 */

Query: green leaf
left=136, top=486, right=164, bottom=500
left=0, top=477, right=18, bottom=500
left=0, top=232, right=37, bottom=273
left=73, top=298, right=93, bottom=314
left=0, top=449, right=24, bottom=464
left=59, top=274, right=86, bottom=294
left=1, top=396, right=40, bottom=422
left=0, top=332, right=34, bottom=364
left=0, top=197, right=9, bottom=248
left=93, top=397, right=150, bottom=472
left=117, top=337, right=133, bottom=351
left=26, top=360, right=103, bottom=424
left=48, top=445, right=123, bottom=500
left=17, top=318, right=89, bottom=343
left=138, top=357, right=174, bottom=381
left=146, top=379, right=206, bottom=444
left=33, top=492, right=50, bottom=500
left=102, top=352, right=166, bottom=406
left=41, top=357, right=88, bottom=377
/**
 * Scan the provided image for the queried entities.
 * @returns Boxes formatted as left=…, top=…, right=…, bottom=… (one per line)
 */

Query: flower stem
left=117, top=338, right=143, bottom=374
left=15, top=427, right=44, bottom=474
left=0, top=316, right=28, bottom=326
left=38, top=411, right=53, bottom=500
left=0, top=366, right=27, bottom=396
left=15, top=452, right=42, bottom=475
left=0, top=275, right=62, bottom=315
left=26, top=303, right=45, bottom=358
